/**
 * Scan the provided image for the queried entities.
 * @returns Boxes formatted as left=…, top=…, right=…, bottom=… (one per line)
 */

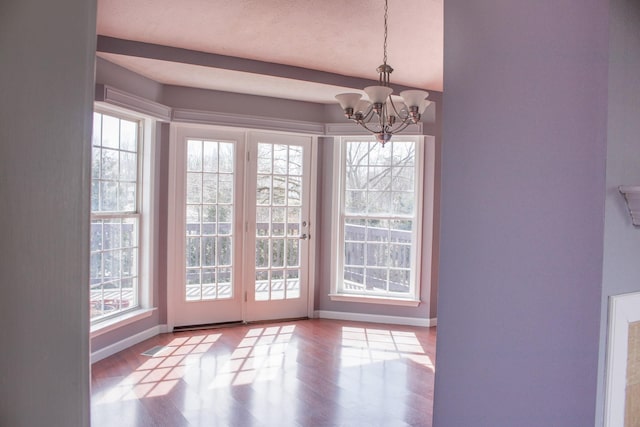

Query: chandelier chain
left=383, top=0, right=388, bottom=65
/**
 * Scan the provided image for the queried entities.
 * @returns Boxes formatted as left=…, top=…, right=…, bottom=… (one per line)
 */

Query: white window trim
left=91, top=104, right=157, bottom=333
left=330, top=135, right=435, bottom=306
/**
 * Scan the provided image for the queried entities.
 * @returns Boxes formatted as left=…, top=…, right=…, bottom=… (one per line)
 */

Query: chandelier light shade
left=335, top=0, right=430, bottom=146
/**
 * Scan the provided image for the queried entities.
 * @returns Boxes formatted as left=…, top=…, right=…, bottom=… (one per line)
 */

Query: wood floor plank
left=91, top=319, right=435, bottom=427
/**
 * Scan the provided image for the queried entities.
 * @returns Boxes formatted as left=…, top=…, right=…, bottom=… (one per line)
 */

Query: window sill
left=90, top=308, right=157, bottom=338
left=329, top=294, right=421, bottom=307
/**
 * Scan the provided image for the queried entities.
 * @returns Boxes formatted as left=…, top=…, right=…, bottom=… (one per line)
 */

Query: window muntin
left=90, top=112, right=140, bottom=321
left=336, top=137, right=422, bottom=300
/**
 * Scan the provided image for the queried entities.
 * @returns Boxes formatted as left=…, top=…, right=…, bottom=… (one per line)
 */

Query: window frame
left=330, top=135, right=430, bottom=306
left=90, top=105, right=156, bottom=332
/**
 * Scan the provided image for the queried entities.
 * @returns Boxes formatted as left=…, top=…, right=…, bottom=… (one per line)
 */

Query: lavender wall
left=596, top=0, right=640, bottom=424
left=0, top=0, right=96, bottom=425
left=434, top=1, right=608, bottom=426
left=162, top=85, right=327, bottom=123
left=96, top=57, right=163, bottom=103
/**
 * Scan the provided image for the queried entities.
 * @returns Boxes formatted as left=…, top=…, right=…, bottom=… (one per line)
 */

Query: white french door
left=244, top=133, right=312, bottom=322
left=168, top=126, right=313, bottom=328
left=169, top=127, right=246, bottom=327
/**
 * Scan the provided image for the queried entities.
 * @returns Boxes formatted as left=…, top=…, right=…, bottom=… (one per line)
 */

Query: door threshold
left=245, top=317, right=309, bottom=325
left=173, top=317, right=310, bottom=332
left=173, top=320, right=245, bottom=332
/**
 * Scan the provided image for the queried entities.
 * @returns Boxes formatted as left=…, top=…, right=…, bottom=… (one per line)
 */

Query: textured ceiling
left=97, top=0, right=443, bottom=101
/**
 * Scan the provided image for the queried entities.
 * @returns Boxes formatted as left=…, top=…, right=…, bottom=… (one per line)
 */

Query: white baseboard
left=91, top=324, right=169, bottom=364
left=315, top=310, right=436, bottom=327
left=90, top=312, right=436, bottom=364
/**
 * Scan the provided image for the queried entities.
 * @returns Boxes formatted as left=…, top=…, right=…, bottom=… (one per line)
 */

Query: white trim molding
left=172, top=108, right=326, bottom=135
left=90, top=308, right=156, bottom=338
left=604, top=291, right=640, bottom=427
left=95, top=84, right=172, bottom=121
left=315, top=310, right=436, bottom=328
left=329, top=294, right=421, bottom=307
left=91, top=323, right=169, bottom=364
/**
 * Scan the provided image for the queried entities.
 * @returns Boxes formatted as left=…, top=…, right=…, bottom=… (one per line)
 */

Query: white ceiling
left=96, top=0, right=443, bottom=103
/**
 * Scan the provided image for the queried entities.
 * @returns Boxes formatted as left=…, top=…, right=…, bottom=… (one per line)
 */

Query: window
left=331, top=136, right=425, bottom=305
left=90, top=111, right=142, bottom=322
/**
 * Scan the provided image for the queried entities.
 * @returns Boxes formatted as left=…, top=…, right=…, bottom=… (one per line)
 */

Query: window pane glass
left=92, top=113, right=102, bottom=147
left=118, top=183, right=136, bottom=211
left=218, top=174, right=233, bottom=204
left=219, top=142, right=234, bottom=173
left=101, top=148, right=118, bottom=180
left=257, top=143, right=272, bottom=174
left=257, top=175, right=271, bottom=205
left=100, top=181, right=117, bottom=211
left=92, top=147, right=101, bottom=179
left=203, top=140, right=218, bottom=172
left=119, top=120, right=137, bottom=152
left=119, top=152, right=137, bottom=181
left=187, top=139, right=202, bottom=172
left=392, top=192, right=414, bottom=215
left=287, top=176, right=301, bottom=206
left=345, top=166, right=367, bottom=190
left=91, top=181, right=100, bottom=212
left=345, top=190, right=366, bottom=214
left=272, top=176, right=286, bottom=205
left=288, top=146, right=303, bottom=175
left=202, top=174, right=217, bottom=204
left=101, top=115, right=119, bottom=149
left=273, top=144, right=288, bottom=174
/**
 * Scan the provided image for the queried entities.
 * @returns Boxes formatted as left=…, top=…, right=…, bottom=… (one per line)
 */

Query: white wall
left=0, top=0, right=96, bottom=425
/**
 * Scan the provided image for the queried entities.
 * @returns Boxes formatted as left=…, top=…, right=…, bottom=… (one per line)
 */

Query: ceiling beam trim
left=96, top=36, right=422, bottom=93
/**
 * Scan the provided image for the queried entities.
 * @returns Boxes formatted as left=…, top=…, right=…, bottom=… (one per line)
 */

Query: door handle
left=299, top=233, right=309, bottom=240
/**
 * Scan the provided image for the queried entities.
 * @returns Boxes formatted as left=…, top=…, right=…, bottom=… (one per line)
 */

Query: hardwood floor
left=91, top=319, right=436, bottom=427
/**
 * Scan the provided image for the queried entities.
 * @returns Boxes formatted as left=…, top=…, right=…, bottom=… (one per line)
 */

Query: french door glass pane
left=255, top=143, right=303, bottom=302
left=185, top=139, right=235, bottom=301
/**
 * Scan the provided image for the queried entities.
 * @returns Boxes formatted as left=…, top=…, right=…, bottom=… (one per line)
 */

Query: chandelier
left=335, top=0, right=430, bottom=146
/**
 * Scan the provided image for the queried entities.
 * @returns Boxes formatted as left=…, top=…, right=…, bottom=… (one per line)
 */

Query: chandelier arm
left=360, top=107, right=376, bottom=122
left=388, top=97, right=405, bottom=118
left=356, top=121, right=383, bottom=135
left=388, top=120, right=413, bottom=135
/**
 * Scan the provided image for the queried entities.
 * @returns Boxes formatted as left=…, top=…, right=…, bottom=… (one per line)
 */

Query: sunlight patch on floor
left=94, top=333, right=221, bottom=403
left=208, top=325, right=296, bottom=389
left=340, top=326, right=434, bottom=370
